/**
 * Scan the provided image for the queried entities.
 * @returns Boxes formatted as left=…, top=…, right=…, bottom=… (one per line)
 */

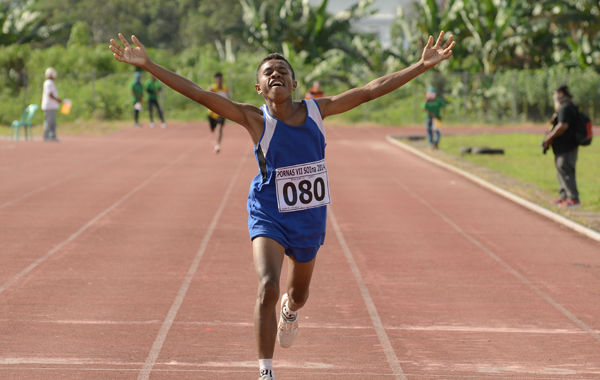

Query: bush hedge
left=1, top=43, right=599, bottom=128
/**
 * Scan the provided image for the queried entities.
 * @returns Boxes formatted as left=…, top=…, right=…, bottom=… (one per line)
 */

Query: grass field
left=436, top=133, right=600, bottom=213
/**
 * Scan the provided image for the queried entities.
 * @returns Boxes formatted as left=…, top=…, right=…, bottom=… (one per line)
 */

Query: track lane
left=325, top=126, right=600, bottom=379
left=1, top=124, right=599, bottom=379
left=1, top=125, right=251, bottom=379
left=0, top=128, right=173, bottom=209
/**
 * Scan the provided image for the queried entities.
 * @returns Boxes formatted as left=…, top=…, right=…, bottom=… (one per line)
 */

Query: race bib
left=275, top=159, right=331, bottom=213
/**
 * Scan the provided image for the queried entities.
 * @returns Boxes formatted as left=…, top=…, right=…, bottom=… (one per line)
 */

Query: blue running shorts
left=285, top=246, right=320, bottom=263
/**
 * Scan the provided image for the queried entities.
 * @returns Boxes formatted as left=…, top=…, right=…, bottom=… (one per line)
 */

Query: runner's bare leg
left=285, top=255, right=317, bottom=312
left=253, top=237, right=285, bottom=358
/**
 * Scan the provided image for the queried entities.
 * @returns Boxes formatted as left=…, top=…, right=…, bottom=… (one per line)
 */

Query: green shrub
left=1, top=42, right=599, bottom=127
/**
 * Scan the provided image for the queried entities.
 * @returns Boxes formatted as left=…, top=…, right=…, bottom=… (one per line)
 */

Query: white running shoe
left=258, top=369, right=275, bottom=380
left=214, top=144, right=221, bottom=153
left=150, top=122, right=156, bottom=128
left=277, top=293, right=298, bottom=348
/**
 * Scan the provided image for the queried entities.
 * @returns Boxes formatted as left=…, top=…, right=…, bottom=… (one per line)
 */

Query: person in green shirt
left=131, top=71, right=144, bottom=126
left=422, top=87, right=446, bottom=149
left=145, top=75, right=166, bottom=128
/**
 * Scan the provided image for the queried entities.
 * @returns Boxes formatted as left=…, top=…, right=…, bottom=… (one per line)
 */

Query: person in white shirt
left=41, top=67, right=62, bottom=141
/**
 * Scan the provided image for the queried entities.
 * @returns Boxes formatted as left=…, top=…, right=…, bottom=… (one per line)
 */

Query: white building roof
left=309, top=0, right=414, bottom=48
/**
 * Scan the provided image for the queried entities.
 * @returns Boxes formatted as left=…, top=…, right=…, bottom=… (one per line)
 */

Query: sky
left=308, top=0, right=415, bottom=48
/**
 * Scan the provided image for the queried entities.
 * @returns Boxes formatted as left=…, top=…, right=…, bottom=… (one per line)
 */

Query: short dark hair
left=555, top=84, right=572, bottom=98
left=214, top=72, right=223, bottom=78
left=256, top=53, right=295, bottom=81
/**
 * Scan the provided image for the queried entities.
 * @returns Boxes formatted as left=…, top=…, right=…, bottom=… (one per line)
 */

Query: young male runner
left=110, top=31, right=454, bottom=380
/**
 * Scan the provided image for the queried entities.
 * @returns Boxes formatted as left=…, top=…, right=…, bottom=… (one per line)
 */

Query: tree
left=34, top=0, right=207, bottom=50
left=1, top=0, right=61, bottom=46
left=390, top=0, right=458, bottom=67
left=234, top=0, right=391, bottom=86
left=67, top=21, right=91, bottom=47
left=237, top=0, right=377, bottom=63
left=538, top=0, right=600, bottom=69
left=456, top=0, right=532, bottom=74
left=392, top=0, right=536, bottom=74
left=392, top=0, right=600, bottom=73
left=179, top=0, right=244, bottom=50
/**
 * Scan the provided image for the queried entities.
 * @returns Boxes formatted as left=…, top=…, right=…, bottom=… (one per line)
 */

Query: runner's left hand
left=421, top=31, right=455, bottom=69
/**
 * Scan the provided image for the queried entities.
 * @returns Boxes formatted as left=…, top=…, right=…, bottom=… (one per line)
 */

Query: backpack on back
left=575, top=107, right=593, bottom=146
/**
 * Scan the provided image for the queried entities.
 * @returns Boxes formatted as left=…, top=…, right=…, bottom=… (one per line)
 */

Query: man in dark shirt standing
left=543, top=85, right=580, bottom=208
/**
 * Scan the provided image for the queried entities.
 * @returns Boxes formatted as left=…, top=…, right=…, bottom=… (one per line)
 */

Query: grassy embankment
left=397, top=131, right=600, bottom=231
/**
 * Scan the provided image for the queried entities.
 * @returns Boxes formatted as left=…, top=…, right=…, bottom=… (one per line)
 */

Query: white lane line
left=2, top=367, right=596, bottom=380
left=386, top=136, right=600, bottom=243
left=5, top=357, right=599, bottom=378
left=0, top=131, right=169, bottom=210
left=4, top=319, right=597, bottom=335
left=1, top=357, right=334, bottom=370
left=0, top=148, right=194, bottom=295
left=137, top=154, right=249, bottom=380
left=329, top=208, right=408, bottom=380
left=395, top=179, right=600, bottom=344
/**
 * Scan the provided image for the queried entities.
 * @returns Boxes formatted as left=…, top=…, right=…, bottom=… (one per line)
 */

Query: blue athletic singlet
left=247, top=99, right=330, bottom=249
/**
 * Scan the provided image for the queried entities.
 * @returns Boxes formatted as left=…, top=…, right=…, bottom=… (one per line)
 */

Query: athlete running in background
left=110, top=31, right=454, bottom=380
left=207, top=72, right=229, bottom=153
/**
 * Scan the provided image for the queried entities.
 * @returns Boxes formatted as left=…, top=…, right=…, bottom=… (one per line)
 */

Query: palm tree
left=454, top=0, right=534, bottom=74
left=237, top=0, right=377, bottom=64
left=236, top=0, right=390, bottom=86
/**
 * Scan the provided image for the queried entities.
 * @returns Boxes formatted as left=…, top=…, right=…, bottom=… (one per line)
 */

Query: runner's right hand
left=109, top=34, right=150, bottom=68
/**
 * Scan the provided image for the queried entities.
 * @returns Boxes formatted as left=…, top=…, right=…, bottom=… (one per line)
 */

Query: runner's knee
left=257, top=277, right=280, bottom=308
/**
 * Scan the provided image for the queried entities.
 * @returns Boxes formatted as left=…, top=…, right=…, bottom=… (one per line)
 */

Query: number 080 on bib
left=275, top=160, right=331, bottom=213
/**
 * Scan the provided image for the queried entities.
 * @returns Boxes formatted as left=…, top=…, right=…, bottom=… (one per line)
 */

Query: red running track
left=1, top=123, right=599, bottom=379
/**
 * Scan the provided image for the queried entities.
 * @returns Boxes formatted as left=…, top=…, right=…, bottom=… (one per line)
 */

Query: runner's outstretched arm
left=109, top=34, right=261, bottom=134
left=317, top=31, right=455, bottom=118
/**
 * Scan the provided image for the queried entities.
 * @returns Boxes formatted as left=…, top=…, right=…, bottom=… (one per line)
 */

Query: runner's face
left=255, top=60, right=296, bottom=100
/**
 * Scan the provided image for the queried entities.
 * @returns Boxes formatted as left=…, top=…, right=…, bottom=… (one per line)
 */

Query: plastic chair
left=11, top=104, right=38, bottom=141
